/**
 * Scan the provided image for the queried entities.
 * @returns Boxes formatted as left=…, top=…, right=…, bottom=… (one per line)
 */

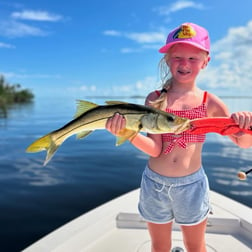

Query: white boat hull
left=23, top=189, right=252, bottom=252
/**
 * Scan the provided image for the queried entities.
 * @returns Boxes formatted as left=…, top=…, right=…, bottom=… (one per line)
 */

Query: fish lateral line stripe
left=55, top=109, right=175, bottom=141
left=54, top=113, right=142, bottom=141
left=54, top=117, right=107, bottom=141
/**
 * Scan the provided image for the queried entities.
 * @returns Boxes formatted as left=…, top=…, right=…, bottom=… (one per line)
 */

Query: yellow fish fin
left=74, top=100, right=98, bottom=118
left=26, top=133, right=60, bottom=166
left=115, top=129, right=138, bottom=146
left=26, top=134, right=51, bottom=153
left=76, top=130, right=93, bottom=139
left=105, top=100, right=128, bottom=105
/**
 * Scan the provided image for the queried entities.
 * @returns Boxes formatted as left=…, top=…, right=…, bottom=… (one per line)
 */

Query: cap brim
left=159, top=41, right=209, bottom=53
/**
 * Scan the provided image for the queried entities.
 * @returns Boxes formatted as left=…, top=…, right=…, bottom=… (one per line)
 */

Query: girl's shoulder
left=145, top=90, right=160, bottom=105
left=205, top=92, right=229, bottom=117
left=206, top=92, right=225, bottom=105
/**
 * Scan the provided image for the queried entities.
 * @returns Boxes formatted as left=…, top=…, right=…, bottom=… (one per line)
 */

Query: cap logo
left=173, top=24, right=196, bottom=39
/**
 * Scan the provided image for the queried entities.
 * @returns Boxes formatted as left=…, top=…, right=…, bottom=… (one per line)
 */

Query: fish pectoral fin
left=76, top=130, right=93, bottom=139
left=116, top=129, right=138, bottom=146
left=74, top=100, right=99, bottom=118
left=105, top=100, right=128, bottom=105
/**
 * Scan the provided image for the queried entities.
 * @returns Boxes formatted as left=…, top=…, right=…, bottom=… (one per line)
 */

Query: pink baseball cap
left=159, top=23, right=210, bottom=53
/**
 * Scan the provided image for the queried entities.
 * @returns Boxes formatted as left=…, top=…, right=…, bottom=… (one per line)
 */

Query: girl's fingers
left=231, top=112, right=252, bottom=129
left=106, top=113, right=126, bottom=135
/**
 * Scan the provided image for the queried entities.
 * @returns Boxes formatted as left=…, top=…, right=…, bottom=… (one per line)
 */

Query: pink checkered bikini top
left=155, top=90, right=208, bottom=154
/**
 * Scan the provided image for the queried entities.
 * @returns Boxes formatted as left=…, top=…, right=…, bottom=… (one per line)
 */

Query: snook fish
left=26, top=100, right=190, bottom=165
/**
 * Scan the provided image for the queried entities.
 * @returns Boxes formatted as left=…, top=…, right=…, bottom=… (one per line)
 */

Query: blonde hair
left=150, top=54, right=172, bottom=110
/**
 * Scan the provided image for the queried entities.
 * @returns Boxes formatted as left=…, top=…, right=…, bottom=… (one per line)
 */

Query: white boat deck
left=23, top=189, right=252, bottom=252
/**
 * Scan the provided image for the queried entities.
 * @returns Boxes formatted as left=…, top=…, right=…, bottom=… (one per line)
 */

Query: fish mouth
left=173, top=118, right=191, bottom=134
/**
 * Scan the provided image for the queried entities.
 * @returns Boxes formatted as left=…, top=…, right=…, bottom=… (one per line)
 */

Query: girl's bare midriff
left=148, top=142, right=203, bottom=177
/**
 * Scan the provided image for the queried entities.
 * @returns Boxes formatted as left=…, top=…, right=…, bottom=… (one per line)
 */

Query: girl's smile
left=167, top=43, right=209, bottom=84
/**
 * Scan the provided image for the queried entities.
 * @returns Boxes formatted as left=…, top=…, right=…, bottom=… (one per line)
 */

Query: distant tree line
left=0, top=75, right=34, bottom=117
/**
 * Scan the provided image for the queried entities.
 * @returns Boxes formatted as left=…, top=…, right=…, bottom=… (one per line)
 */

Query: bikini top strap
left=155, top=90, right=208, bottom=103
left=202, top=91, right=208, bottom=104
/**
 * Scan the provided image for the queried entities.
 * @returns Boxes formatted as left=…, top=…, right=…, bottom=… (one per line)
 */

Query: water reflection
left=14, top=158, right=66, bottom=186
left=203, top=136, right=252, bottom=206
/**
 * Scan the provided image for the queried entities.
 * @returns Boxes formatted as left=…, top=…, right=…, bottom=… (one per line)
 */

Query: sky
left=1, top=0, right=252, bottom=99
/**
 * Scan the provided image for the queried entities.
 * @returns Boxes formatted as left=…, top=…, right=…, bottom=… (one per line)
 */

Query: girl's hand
left=230, top=112, right=252, bottom=147
left=105, top=113, right=126, bottom=136
left=231, top=111, right=252, bottom=129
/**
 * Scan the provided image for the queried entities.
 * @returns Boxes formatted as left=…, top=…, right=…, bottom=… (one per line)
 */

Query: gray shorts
left=138, top=165, right=210, bottom=225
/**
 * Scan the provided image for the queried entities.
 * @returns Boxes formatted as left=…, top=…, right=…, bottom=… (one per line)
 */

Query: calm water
left=0, top=97, right=252, bottom=252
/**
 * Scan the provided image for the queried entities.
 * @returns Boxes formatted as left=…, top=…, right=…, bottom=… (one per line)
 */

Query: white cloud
left=0, top=42, right=15, bottom=49
left=66, top=76, right=158, bottom=97
left=11, top=10, right=62, bottom=22
left=104, top=30, right=165, bottom=44
left=154, top=0, right=204, bottom=16
left=0, top=20, right=47, bottom=37
left=103, top=28, right=166, bottom=54
left=125, top=32, right=165, bottom=44
left=103, top=29, right=166, bottom=53
left=1, top=71, right=61, bottom=79
left=110, top=76, right=158, bottom=96
left=80, top=85, right=97, bottom=92
left=120, top=48, right=141, bottom=54
left=198, top=20, right=252, bottom=94
left=103, top=30, right=121, bottom=36
left=134, top=76, right=158, bottom=92
left=212, top=21, right=252, bottom=56
left=66, top=85, right=98, bottom=97
left=0, top=8, right=63, bottom=38
left=169, top=0, right=204, bottom=12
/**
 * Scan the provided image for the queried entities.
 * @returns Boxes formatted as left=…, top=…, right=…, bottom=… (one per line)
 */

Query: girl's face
left=166, top=43, right=209, bottom=85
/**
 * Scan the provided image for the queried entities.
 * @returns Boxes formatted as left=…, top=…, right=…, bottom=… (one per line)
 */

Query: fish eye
left=167, top=115, right=175, bottom=122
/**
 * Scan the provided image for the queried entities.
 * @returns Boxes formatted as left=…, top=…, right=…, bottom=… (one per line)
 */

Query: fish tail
left=26, top=134, right=60, bottom=166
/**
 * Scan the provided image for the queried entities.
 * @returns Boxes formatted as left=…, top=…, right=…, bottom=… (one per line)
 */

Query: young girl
left=106, top=22, right=252, bottom=252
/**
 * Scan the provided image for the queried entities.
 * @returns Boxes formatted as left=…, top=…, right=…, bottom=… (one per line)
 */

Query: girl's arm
left=207, top=93, right=252, bottom=148
left=105, top=113, right=162, bottom=157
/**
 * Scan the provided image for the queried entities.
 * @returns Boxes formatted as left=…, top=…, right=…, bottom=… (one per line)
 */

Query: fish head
left=156, top=113, right=191, bottom=134
left=170, top=115, right=191, bottom=134
left=141, top=112, right=190, bottom=134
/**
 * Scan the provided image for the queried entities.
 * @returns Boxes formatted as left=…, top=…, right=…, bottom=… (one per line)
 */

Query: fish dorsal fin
left=74, top=100, right=98, bottom=118
left=105, top=100, right=128, bottom=105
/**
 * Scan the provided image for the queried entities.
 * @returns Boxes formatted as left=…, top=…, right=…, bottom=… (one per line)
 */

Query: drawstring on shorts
left=155, top=181, right=174, bottom=201
left=168, top=184, right=174, bottom=201
left=155, top=181, right=165, bottom=193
